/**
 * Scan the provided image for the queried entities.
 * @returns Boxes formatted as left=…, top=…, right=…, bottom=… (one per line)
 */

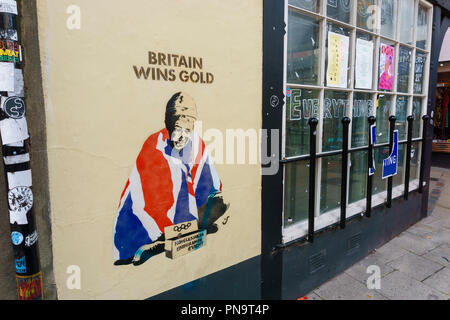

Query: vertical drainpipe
left=0, top=0, right=43, bottom=300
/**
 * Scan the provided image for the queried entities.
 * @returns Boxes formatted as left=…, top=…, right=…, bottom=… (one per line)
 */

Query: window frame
left=282, top=0, right=433, bottom=244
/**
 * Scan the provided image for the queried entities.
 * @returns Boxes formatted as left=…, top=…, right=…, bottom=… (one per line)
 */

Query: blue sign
left=11, top=231, right=23, bottom=246
left=382, top=130, right=398, bottom=179
left=15, top=256, right=26, bottom=274
left=369, top=124, right=376, bottom=176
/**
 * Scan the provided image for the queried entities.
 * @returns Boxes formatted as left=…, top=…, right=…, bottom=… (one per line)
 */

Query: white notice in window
left=355, top=38, right=374, bottom=89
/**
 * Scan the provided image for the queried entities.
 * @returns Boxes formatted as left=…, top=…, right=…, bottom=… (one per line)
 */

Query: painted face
left=170, top=117, right=194, bottom=151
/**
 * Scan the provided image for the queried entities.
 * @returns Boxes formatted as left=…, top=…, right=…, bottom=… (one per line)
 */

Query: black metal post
left=386, top=115, right=396, bottom=208
left=308, top=118, right=318, bottom=243
left=366, top=116, right=376, bottom=217
left=0, top=7, right=43, bottom=300
left=340, top=117, right=351, bottom=229
left=404, top=115, right=414, bottom=200
left=419, top=115, right=430, bottom=194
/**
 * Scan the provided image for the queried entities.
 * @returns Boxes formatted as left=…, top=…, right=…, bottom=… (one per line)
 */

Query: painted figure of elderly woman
left=113, top=92, right=229, bottom=266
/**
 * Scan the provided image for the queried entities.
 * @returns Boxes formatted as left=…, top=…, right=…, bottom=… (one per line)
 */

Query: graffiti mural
left=113, top=92, right=230, bottom=266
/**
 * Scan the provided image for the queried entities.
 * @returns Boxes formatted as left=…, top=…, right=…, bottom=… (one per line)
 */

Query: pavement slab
left=344, top=253, right=395, bottom=284
left=373, top=241, right=410, bottom=264
left=421, top=244, right=450, bottom=267
left=388, top=231, right=440, bottom=256
left=376, top=271, right=448, bottom=300
left=422, top=267, right=450, bottom=295
left=312, top=273, right=388, bottom=300
left=386, top=252, right=444, bottom=281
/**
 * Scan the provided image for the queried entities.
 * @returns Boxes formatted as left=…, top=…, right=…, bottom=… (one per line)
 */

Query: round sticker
left=8, top=186, right=33, bottom=214
left=3, top=97, right=26, bottom=119
left=11, top=231, right=23, bottom=246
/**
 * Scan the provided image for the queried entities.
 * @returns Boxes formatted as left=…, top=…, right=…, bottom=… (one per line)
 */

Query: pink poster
left=379, top=44, right=395, bottom=90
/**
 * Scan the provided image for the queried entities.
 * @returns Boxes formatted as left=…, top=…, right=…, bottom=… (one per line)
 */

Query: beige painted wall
left=37, top=0, right=262, bottom=299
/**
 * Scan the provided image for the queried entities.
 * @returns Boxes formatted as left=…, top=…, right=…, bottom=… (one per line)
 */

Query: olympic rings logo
left=173, top=223, right=192, bottom=233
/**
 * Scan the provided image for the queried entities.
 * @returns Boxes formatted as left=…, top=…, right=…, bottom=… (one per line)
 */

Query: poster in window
left=379, top=44, right=394, bottom=91
left=414, top=53, right=426, bottom=94
left=327, top=31, right=349, bottom=88
left=397, top=47, right=411, bottom=92
left=355, top=38, right=373, bottom=89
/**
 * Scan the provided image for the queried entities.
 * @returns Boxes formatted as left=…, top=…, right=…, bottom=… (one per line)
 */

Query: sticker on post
left=7, top=68, right=24, bottom=97
left=0, top=117, right=29, bottom=145
left=0, top=61, right=14, bottom=92
left=0, top=0, right=17, bottom=15
left=2, top=96, right=26, bottom=119
left=382, top=130, right=398, bottom=179
left=25, top=230, right=38, bottom=247
left=8, top=186, right=33, bottom=214
left=15, top=256, right=26, bottom=274
left=7, top=170, right=32, bottom=189
left=16, top=272, right=43, bottom=300
left=11, top=231, right=23, bottom=245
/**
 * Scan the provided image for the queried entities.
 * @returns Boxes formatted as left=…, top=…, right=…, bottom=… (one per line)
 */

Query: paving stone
left=421, top=215, right=444, bottom=226
left=430, top=206, right=450, bottom=220
left=422, top=245, right=450, bottom=267
left=376, top=271, right=448, bottom=300
left=405, top=223, right=442, bottom=238
left=374, top=241, right=410, bottom=264
left=345, top=253, right=395, bottom=284
left=436, top=196, right=450, bottom=209
left=430, top=169, right=444, bottom=180
left=425, top=230, right=450, bottom=246
left=388, top=232, right=440, bottom=255
left=312, top=273, right=388, bottom=300
left=387, top=252, right=444, bottom=281
left=423, top=267, right=450, bottom=295
left=304, top=292, right=323, bottom=300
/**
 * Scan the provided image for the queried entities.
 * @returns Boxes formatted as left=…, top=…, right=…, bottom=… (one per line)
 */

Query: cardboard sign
left=165, top=229, right=207, bottom=260
left=382, top=130, right=398, bottom=179
left=164, top=220, right=198, bottom=240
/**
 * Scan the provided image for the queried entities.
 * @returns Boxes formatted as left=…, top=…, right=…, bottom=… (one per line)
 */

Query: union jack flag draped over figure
left=113, top=92, right=226, bottom=266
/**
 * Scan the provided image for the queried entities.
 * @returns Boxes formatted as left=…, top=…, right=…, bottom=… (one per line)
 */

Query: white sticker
left=0, top=62, right=14, bottom=92
left=8, top=186, right=33, bottom=214
left=4, top=153, right=29, bottom=165
left=0, top=117, right=29, bottom=145
left=7, top=69, right=24, bottom=98
left=25, top=230, right=38, bottom=247
left=9, top=209, right=28, bottom=225
left=0, top=0, right=17, bottom=15
left=7, top=169, right=32, bottom=189
left=6, top=140, right=24, bottom=147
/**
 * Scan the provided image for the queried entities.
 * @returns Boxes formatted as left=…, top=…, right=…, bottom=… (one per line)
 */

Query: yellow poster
left=327, top=32, right=349, bottom=88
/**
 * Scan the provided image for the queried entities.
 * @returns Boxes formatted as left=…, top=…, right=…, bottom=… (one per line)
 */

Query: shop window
left=414, top=52, right=427, bottom=94
left=282, top=0, right=432, bottom=243
left=327, top=0, right=353, bottom=24
left=285, top=89, right=320, bottom=157
left=380, top=0, right=396, bottom=39
left=399, top=0, right=415, bottom=45
left=412, top=98, right=423, bottom=139
left=287, top=11, right=320, bottom=85
left=289, top=0, right=320, bottom=13
left=416, top=4, right=429, bottom=50
left=395, top=96, right=408, bottom=141
left=397, top=46, right=412, bottom=93
left=357, top=0, right=375, bottom=31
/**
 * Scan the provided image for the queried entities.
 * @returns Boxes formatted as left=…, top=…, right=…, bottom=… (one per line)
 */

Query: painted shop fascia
left=5, top=0, right=449, bottom=300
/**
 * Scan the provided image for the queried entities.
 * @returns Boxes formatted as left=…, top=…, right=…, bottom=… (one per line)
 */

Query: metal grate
left=309, top=250, right=326, bottom=274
